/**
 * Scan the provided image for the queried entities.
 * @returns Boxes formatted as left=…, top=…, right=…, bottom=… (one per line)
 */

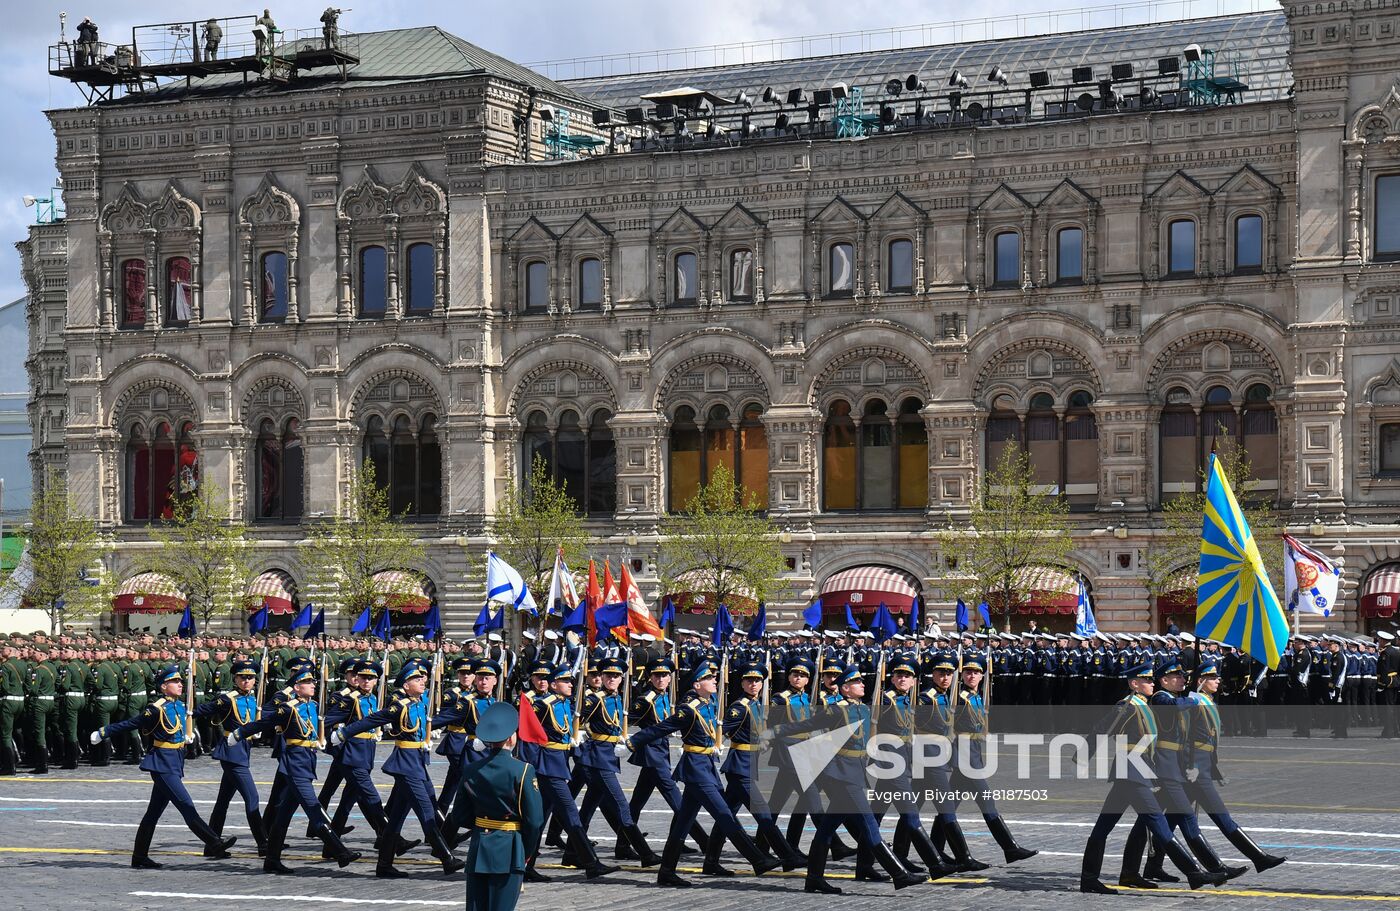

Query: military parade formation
left=1, top=622, right=1398, bottom=908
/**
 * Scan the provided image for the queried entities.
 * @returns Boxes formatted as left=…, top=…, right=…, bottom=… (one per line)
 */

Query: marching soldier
left=577, top=657, right=661, bottom=865
left=0, top=639, right=26, bottom=776
left=914, top=652, right=988, bottom=872
left=117, top=649, right=151, bottom=764
left=89, top=646, right=120, bottom=766
left=56, top=644, right=87, bottom=769
left=313, top=658, right=361, bottom=838
left=450, top=701, right=543, bottom=911
left=193, top=659, right=267, bottom=855
left=433, top=657, right=489, bottom=815
left=623, top=657, right=708, bottom=861
left=90, top=665, right=238, bottom=867
left=25, top=647, right=57, bottom=773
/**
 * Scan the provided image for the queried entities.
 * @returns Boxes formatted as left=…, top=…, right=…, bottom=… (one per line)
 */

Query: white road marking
left=130, top=892, right=458, bottom=906
left=1033, top=850, right=1400, bottom=869
left=46, top=819, right=249, bottom=830
left=1007, top=819, right=1400, bottom=839
left=0, top=797, right=213, bottom=805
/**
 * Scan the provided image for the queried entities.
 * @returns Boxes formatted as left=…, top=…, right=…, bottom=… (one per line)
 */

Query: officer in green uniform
left=89, top=647, right=121, bottom=766
left=26, top=647, right=58, bottom=774
left=1, top=639, right=27, bottom=775
left=118, top=651, right=152, bottom=763
left=451, top=701, right=543, bottom=911
left=57, top=645, right=88, bottom=769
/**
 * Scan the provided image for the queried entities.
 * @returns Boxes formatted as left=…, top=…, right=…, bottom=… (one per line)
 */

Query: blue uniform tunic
left=194, top=689, right=261, bottom=824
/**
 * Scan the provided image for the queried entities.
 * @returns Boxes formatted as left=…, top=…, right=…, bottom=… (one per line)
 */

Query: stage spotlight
left=948, top=69, right=969, bottom=89
left=987, top=66, right=1009, bottom=87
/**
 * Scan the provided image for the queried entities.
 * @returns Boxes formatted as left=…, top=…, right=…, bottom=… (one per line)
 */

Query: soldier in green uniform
left=26, top=646, right=58, bottom=774
left=193, top=647, right=214, bottom=755
left=89, top=646, right=121, bottom=766
left=57, top=645, right=88, bottom=769
left=117, top=649, right=152, bottom=764
left=1, top=638, right=27, bottom=776
left=450, top=701, right=543, bottom=911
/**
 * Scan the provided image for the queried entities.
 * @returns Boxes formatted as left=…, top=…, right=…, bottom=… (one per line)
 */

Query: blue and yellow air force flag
left=1197, top=453, right=1288, bottom=669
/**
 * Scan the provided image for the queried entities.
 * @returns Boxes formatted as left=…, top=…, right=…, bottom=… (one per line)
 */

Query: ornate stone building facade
left=18, top=5, right=1400, bottom=633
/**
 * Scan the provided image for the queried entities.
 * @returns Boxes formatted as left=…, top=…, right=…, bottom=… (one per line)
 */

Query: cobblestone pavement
left=1, top=738, right=1397, bottom=910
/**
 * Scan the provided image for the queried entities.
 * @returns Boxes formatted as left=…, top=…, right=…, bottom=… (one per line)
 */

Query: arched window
left=1026, top=392, right=1059, bottom=493
left=358, top=246, right=387, bottom=318
left=669, top=406, right=703, bottom=511
left=165, top=256, right=192, bottom=326
left=405, top=242, right=435, bottom=315
left=1381, top=423, right=1400, bottom=474
left=993, top=231, right=1020, bottom=286
left=1056, top=227, right=1083, bottom=283
left=1065, top=391, right=1099, bottom=509
left=861, top=399, right=894, bottom=509
left=523, top=409, right=616, bottom=516
left=1167, top=219, right=1196, bottom=275
left=673, top=252, right=698, bottom=305
left=121, top=258, right=147, bottom=329
left=738, top=403, right=768, bottom=508
left=1242, top=383, right=1278, bottom=491
left=704, top=405, right=735, bottom=482
left=985, top=394, right=1022, bottom=473
left=896, top=397, right=927, bottom=510
left=125, top=420, right=198, bottom=523
left=260, top=251, right=289, bottom=322
left=1203, top=385, right=1238, bottom=458
left=887, top=239, right=914, bottom=293
left=1233, top=215, right=1263, bottom=273
left=577, top=257, right=603, bottom=311
left=1375, top=175, right=1400, bottom=259
left=523, top=260, right=548, bottom=312
left=256, top=418, right=304, bottom=521
left=1160, top=386, right=1199, bottom=499
left=822, top=400, right=856, bottom=509
left=828, top=242, right=855, bottom=296
left=729, top=248, right=754, bottom=301
left=364, top=413, right=440, bottom=518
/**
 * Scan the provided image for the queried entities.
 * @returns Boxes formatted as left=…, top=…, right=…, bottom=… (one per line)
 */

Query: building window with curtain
left=1376, top=175, right=1400, bottom=260
left=1202, top=384, right=1237, bottom=454
left=260, top=251, right=289, bottom=322
left=1064, top=390, right=1099, bottom=509
left=121, top=258, right=147, bottom=329
left=256, top=417, right=304, bottom=522
left=728, top=248, right=754, bottom=301
left=357, top=246, right=387, bottom=318
left=822, top=400, right=856, bottom=510
left=1025, top=392, right=1059, bottom=492
left=667, top=403, right=768, bottom=511
left=822, top=397, right=924, bottom=511
left=523, top=260, right=548, bottom=312
left=887, top=238, right=913, bottom=293
left=165, top=257, right=192, bottom=326
left=993, top=231, right=1020, bottom=287
left=673, top=252, right=698, bottom=305
left=361, top=413, right=440, bottom=518
left=738, top=404, right=768, bottom=508
left=985, top=394, right=1022, bottom=474
left=1056, top=227, right=1083, bottom=284
left=828, top=242, right=854, bottom=296
left=521, top=408, right=617, bottom=516
left=668, top=406, right=703, bottom=510
left=1381, top=423, right=1400, bottom=474
left=577, top=257, right=603, bottom=311
left=125, top=420, right=199, bottom=523
left=895, top=397, right=927, bottom=509
left=1241, top=384, right=1278, bottom=490
left=1233, top=214, right=1263, bottom=273
left=404, top=242, right=435, bottom=315
left=1167, top=219, right=1196, bottom=276
left=1160, top=386, right=1198, bottom=498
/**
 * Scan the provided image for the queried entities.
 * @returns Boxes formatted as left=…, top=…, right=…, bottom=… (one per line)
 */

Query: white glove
left=328, top=730, right=344, bottom=748
left=570, top=731, right=585, bottom=748
left=89, top=730, right=104, bottom=745
left=1186, top=767, right=1200, bottom=783
left=226, top=731, right=240, bottom=747
left=190, top=730, right=200, bottom=748
left=758, top=729, right=776, bottom=746
left=614, top=742, right=628, bottom=757
left=471, top=737, right=486, bottom=753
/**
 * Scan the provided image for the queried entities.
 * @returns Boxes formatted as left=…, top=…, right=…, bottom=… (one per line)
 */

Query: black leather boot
left=702, top=823, right=734, bottom=876
left=873, top=841, right=928, bottom=889
left=1187, top=833, right=1247, bottom=880
left=1224, top=828, right=1286, bottom=873
left=1117, top=818, right=1156, bottom=887
left=893, top=822, right=919, bottom=871
left=132, top=820, right=163, bottom=869
left=942, top=819, right=990, bottom=872
left=571, top=830, right=620, bottom=879
left=804, top=839, right=842, bottom=894
left=854, top=843, right=889, bottom=881
left=829, top=834, right=857, bottom=861
left=760, top=819, right=806, bottom=871
left=656, top=833, right=691, bottom=888
left=62, top=741, right=79, bottom=770
left=318, top=827, right=362, bottom=868
left=906, top=823, right=957, bottom=881
left=1080, top=836, right=1116, bottom=894
left=622, top=824, right=661, bottom=867
left=1159, top=837, right=1229, bottom=889
left=246, top=810, right=268, bottom=856
left=1144, top=840, right=1182, bottom=882
left=731, top=825, right=783, bottom=876
left=262, top=813, right=295, bottom=874
left=986, top=814, right=1037, bottom=863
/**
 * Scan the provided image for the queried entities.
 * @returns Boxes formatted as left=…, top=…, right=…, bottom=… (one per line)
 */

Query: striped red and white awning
left=246, top=570, right=297, bottom=615
left=1361, top=564, right=1400, bottom=619
left=820, top=565, right=920, bottom=615
left=372, top=570, right=433, bottom=614
left=113, top=572, right=186, bottom=615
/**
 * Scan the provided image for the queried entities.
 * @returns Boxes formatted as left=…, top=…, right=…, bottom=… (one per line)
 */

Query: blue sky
left=0, top=0, right=1278, bottom=307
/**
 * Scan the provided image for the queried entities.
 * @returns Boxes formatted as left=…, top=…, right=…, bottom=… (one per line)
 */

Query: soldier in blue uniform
left=311, top=657, right=361, bottom=839
left=434, top=657, right=495, bottom=814
left=627, top=658, right=783, bottom=888
left=260, top=656, right=316, bottom=831
left=193, top=659, right=267, bottom=855
left=230, top=665, right=361, bottom=874
left=910, top=651, right=988, bottom=872
left=331, top=661, right=466, bottom=878
left=576, top=657, right=662, bottom=864
left=1078, top=660, right=1230, bottom=894
left=91, top=665, right=238, bottom=868
left=621, top=657, right=708, bottom=861
left=703, top=663, right=805, bottom=875
left=527, top=663, right=620, bottom=879
left=451, top=702, right=544, bottom=911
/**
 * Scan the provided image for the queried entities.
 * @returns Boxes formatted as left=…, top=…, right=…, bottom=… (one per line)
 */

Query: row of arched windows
left=522, top=409, right=617, bottom=515
left=362, top=414, right=442, bottom=518
left=668, top=404, right=768, bottom=510
left=1161, top=383, right=1278, bottom=497
left=520, top=249, right=758, bottom=312
left=986, top=391, right=1099, bottom=509
left=822, top=397, right=928, bottom=510
left=124, top=421, right=200, bottom=521
left=120, top=257, right=193, bottom=329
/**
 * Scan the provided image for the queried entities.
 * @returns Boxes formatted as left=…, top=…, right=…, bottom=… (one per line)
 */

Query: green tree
left=935, top=446, right=1076, bottom=630
left=657, top=465, right=786, bottom=616
left=23, top=473, right=111, bottom=634
left=153, top=489, right=252, bottom=629
left=492, top=455, right=590, bottom=603
left=303, top=460, right=426, bottom=622
left=1144, top=438, right=1283, bottom=602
